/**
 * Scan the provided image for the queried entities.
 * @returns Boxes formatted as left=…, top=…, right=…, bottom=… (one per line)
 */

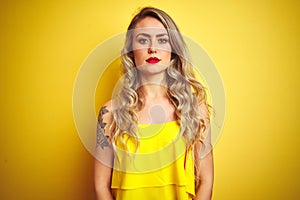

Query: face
left=132, top=17, right=172, bottom=75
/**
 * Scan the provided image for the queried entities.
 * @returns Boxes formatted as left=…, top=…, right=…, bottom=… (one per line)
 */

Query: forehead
left=135, top=16, right=165, bottom=29
left=133, top=17, right=168, bottom=36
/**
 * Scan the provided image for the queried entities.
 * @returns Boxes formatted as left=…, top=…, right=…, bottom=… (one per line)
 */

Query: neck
left=139, top=71, right=168, bottom=98
left=140, top=71, right=167, bottom=84
left=140, top=84, right=168, bottom=99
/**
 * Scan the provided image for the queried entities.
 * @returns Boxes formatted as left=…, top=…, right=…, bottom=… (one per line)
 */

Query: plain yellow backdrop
left=1, top=0, right=299, bottom=199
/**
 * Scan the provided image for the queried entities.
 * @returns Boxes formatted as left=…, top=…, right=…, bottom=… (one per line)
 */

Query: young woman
left=94, top=7, right=213, bottom=200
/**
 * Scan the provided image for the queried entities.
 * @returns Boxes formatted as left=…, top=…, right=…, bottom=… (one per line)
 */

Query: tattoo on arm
left=96, top=106, right=110, bottom=149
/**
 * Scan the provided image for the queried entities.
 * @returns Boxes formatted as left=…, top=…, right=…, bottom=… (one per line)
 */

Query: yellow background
left=1, top=0, right=299, bottom=199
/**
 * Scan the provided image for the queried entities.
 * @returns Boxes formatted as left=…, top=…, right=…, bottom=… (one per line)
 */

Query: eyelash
left=138, top=38, right=148, bottom=44
left=137, top=38, right=169, bottom=45
left=158, top=38, right=168, bottom=44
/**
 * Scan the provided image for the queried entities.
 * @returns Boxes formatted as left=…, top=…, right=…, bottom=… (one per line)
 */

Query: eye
left=138, top=38, right=149, bottom=44
left=158, top=38, right=168, bottom=44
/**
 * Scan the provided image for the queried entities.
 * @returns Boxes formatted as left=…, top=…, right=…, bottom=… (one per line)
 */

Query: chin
left=137, top=64, right=168, bottom=75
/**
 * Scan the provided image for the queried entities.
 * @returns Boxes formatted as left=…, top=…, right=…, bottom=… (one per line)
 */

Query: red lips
left=146, top=57, right=161, bottom=64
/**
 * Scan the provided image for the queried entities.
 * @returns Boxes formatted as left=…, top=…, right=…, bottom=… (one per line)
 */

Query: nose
left=148, top=41, right=157, bottom=54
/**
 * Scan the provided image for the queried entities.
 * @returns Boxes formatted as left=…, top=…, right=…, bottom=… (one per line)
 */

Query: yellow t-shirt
left=111, top=121, right=195, bottom=200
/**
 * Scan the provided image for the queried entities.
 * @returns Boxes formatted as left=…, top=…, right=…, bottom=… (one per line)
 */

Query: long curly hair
left=111, top=7, right=209, bottom=156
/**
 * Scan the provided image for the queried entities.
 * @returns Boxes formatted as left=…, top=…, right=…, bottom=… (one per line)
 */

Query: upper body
left=94, top=7, right=214, bottom=200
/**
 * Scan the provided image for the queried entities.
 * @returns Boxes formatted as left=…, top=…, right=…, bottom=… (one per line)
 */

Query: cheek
left=133, top=49, right=147, bottom=66
left=160, top=44, right=172, bottom=59
left=161, top=50, right=172, bottom=64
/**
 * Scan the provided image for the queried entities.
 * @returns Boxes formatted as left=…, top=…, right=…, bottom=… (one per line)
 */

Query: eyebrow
left=136, top=33, right=168, bottom=38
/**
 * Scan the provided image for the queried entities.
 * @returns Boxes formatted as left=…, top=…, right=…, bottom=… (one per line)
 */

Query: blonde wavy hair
left=111, top=7, right=209, bottom=155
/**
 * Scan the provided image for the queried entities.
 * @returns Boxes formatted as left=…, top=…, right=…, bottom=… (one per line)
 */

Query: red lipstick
left=146, top=57, right=161, bottom=64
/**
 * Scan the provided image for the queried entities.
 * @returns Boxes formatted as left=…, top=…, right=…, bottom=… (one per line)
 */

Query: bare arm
left=193, top=103, right=214, bottom=200
left=94, top=103, right=114, bottom=200
left=194, top=147, right=214, bottom=200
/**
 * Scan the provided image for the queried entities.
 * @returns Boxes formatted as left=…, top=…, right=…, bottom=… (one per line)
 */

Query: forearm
left=193, top=149, right=214, bottom=200
left=194, top=180, right=213, bottom=200
left=95, top=187, right=114, bottom=200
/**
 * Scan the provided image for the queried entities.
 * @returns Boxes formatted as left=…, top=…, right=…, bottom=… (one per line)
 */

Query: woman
left=94, top=7, right=213, bottom=200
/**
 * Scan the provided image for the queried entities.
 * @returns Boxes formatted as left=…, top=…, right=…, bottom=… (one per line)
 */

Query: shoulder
left=198, top=102, right=210, bottom=120
left=99, top=100, right=113, bottom=113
